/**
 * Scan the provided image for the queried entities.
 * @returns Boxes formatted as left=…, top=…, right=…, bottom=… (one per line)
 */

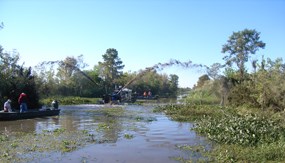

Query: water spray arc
left=118, top=59, right=209, bottom=94
left=40, top=58, right=211, bottom=95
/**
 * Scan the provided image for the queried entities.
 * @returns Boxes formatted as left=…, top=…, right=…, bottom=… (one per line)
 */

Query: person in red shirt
left=18, top=93, right=28, bottom=113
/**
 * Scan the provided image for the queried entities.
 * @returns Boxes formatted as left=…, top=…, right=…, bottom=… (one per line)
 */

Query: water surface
left=1, top=104, right=209, bottom=162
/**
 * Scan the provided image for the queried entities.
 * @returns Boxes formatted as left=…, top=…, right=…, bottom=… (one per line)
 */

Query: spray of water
left=39, top=59, right=211, bottom=94
left=118, top=59, right=209, bottom=93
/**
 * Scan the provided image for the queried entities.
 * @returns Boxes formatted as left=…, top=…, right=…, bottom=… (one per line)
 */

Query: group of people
left=143, top=90, right=152, bottom=98
left=3, top=92, right=28, bottom=113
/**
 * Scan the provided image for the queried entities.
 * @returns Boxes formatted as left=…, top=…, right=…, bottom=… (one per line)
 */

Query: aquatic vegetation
left=40, top=96, right=101, bottom=106
left=0, top=135, right=8, bottom=142
left=10, top=142, right=18, bottom=148
left=92, top=107, right=125, bottom=117
left=135, top=116, right=143, bottom=121
left=97, top=123, right=110, bottom=131
left=1, top=104, right=195, bottom=162
left=0, top=128, right=96, bottom=162
left=82, top=130, right=89, bottom=134
left=154, top=104, right=285, bottom=162
left=146, top=117, right=157, bottom=122
left=203, top=140, right=285, bottom=162
left=123, top=133, right=134, bottom=139
left=60, top=140, right=77, bottom=152
left=176, top=144, right=206, bottom=152
left=153, top=104, right=225, bottom=122
left=174, top=144, right=209, bottom=162
left=194, top=113, right=285, bottom=146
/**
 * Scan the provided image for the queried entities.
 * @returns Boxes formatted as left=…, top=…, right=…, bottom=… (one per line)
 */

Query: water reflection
left=41, top=104, right=209, bottom=163
left=1, top=104, right=210, bottom=162
left=1, top=117, right=59, bottom=134
left=1, top=105, right=121, bottom=134
left=35, top=117, right=60, bottom=132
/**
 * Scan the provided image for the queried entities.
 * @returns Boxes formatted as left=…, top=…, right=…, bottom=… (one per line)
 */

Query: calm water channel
left=1, top=104, right=209, bottom=163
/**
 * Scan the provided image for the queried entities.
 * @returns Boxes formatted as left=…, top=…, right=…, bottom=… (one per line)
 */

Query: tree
left=34, top=63, right=58, bottom=97
left=222, top=29, right=265, bottom=80
left=55, top=55, right=88, bottom=96
left=254, top=58, right=285, bottom=111
left=0, top=46, right=40, bottom=109
left=169, top=74, right=179, bottom=96
left=207, top=63, right=222, bottom=79
left=98, top=48, right=125, bottom=92
left=0, top=48, right=21, bottom=101
left=57, top=56, right=78, bottom=82
left=195, top=74, right=210, bottom=88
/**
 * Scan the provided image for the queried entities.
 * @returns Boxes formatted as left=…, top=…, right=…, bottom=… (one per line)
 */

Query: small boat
left=0, top=109, right=60, bottom=121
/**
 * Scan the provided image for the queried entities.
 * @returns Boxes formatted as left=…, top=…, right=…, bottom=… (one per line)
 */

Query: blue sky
left=0, top=0, right=284, bottom=87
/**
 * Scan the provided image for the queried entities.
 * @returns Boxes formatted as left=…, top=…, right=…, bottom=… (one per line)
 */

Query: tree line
left=0, top=47, right=179, bottom=109
left=190, top=29, right=285, bottom=111
left=1, top=28, right=284, bottom=111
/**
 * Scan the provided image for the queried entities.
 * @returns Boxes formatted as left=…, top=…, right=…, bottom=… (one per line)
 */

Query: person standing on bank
left=18, top=93, right=28, bottom=113
left=4, top=99, right=12, bottom=112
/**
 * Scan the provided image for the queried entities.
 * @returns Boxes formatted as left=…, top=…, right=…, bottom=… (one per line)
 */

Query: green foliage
left=194, top=74, right=210, bottom=88
left=226, top=57, right=285, bottom=111
left=55, top=55, right=92, bottom=96
left=154, top=104, right=224, bottom=122
left=194, top=113, right=285, bottom=146
left=186, top=80, right=220, bottom=105
left=57, top=56, right=79, bottom=81
left=219, top=29, right=284, bottom=111
left=208, top=141, right=285, bottom=162
left=254, top=57, right=285, bottom=111
left=128, top=71, right=178, bottom=97
left=207, top=63, right=222, bottom=79
left=154, top=104, right=285, bottom=162
left=0, top=135, right=8, bottom=142
left=0, top=128, right=96, bottom=162
left=222, top=29, right=265, bottom=80
left=98, top=48, right=125, bottom=92
left=123, top=133, right=134, bottom=139
left=40, top=96, right=101, bottom=106
left=35, top=56, right=105, bottom=98
left=32, top=48, right=178, bottom=99
left=169, top=74, right=179, bottom=96
left=0, top=46, right=41, bottom=109
left=60, top=140, right=77, bottom=152
left=53, top=128, right=66, bottom=134
left=227, top=81, right=258, bottom=107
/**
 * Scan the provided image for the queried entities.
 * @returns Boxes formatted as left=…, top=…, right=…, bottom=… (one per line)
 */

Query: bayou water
left=0, top=104, right=210, bottom=163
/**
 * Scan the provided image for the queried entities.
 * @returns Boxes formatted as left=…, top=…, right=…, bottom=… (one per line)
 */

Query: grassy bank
left=40, top=96, right=101, bottom=106
left=154, top=104, right=285, bottom=162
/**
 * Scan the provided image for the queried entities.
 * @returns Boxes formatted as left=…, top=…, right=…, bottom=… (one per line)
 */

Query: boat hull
left=0, top=109, right=60, bottom=121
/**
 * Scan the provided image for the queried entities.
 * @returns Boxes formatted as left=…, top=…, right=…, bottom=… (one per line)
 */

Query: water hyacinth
left=154, top=104, right=285, bottom=161
left=193, top=113, right=285, bottom=146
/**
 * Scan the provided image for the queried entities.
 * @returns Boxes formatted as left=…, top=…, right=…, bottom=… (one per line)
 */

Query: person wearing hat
left=4, top=99, right=12, bottom=112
